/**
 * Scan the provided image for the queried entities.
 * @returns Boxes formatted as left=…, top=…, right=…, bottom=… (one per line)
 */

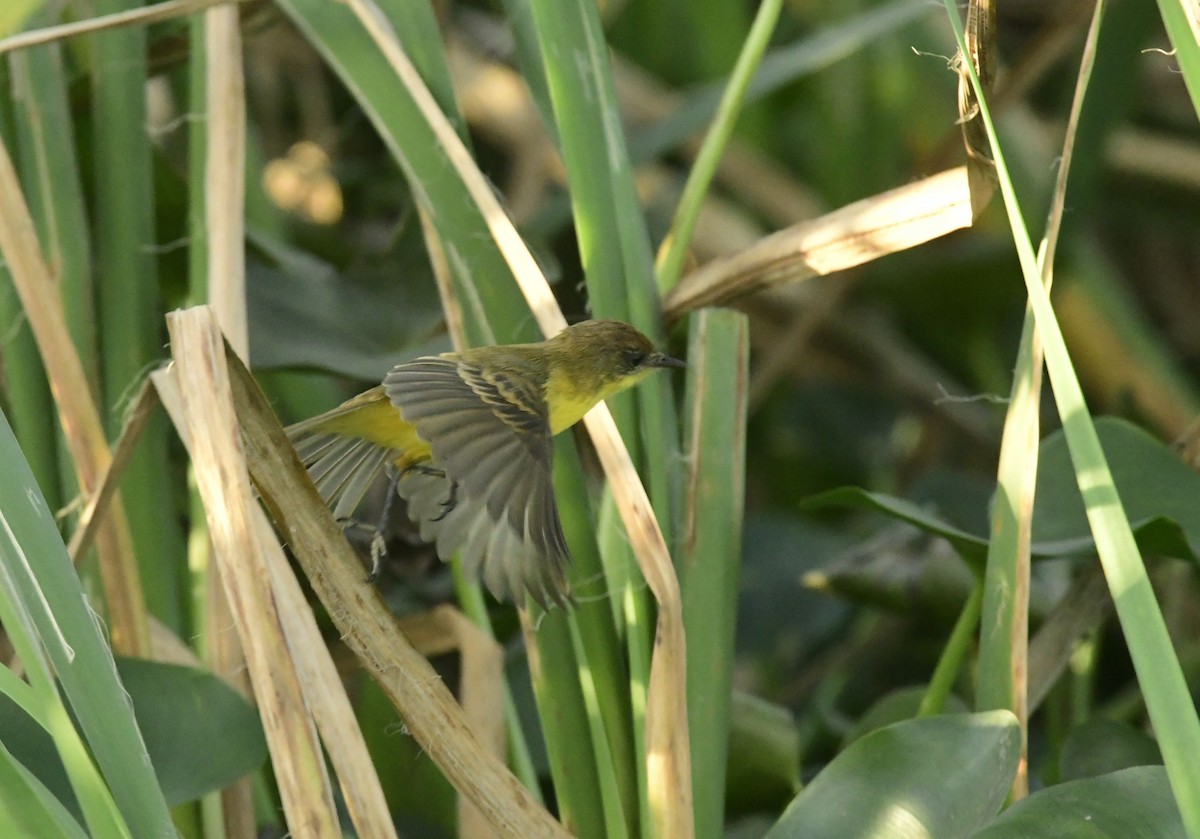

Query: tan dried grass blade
left=164, top=308, right=341, bottom=838
left=400, top=606, right=506, bottom=839
left=202, top=8, right=253, bottom=832
left=153, top=359, right=398, bottom=839
left=0, top=133, right=149, bottom=655
left=66, top=378, right=159, bottom=563
left=957, top=0, right=998, bottom=208
left=216, top=317, right=571, bottom=838
left=0, top=0, right=250, bottom=56
left=664, top=166, right=975, bottom=317
left=204, top=2, right=248, bottom=357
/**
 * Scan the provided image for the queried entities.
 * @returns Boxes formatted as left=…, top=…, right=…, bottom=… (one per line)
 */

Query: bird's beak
left=645, top=352, right=687, bottom=369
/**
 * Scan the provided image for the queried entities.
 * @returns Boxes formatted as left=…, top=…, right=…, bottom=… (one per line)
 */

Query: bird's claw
left=430, top=480, right=459, bottom=522
left=366, top=531, right=387, bottom=583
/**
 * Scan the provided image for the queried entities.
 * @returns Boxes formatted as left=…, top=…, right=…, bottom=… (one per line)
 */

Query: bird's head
left=549, top=319, right=685, bottom=400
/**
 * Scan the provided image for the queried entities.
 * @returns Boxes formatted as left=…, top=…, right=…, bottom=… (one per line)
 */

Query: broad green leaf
left=805, top=418, right=1200, bottom=564
left=0, top=408, right=173, bottom=835
left=842, top=686, right=969, bottom=747
left=0, top=659, right=267, bottom=808
left=766, top=711, right=1019, bottom=839
left=246, top=230, right=446, bottom=379
left=725, top=691, right=799, bottom=817
left=0, top=740, right=86, bottom=839
left=1031, top=418, right=1200, bottom=559
left=115, top=658, right=267, bottom=805
left=969, top=767, right=1184, bottom=839
left=802, top=487, right=990, bottom=564
left=1059, top=719, right=1162, bottom=783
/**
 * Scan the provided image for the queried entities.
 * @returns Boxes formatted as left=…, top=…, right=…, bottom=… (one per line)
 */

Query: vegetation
left=1, top=0, right=1199, bottom=836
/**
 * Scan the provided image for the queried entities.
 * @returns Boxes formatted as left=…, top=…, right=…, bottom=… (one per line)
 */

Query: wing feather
left=386, top=355, right=570, bottom=607
left=287, top=430, right=389, bottom=521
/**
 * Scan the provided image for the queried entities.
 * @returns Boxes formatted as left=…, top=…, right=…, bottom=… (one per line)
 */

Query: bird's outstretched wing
left=384, top=356, right=571, bottom=607
left=286, top=387, right=393, bottom=521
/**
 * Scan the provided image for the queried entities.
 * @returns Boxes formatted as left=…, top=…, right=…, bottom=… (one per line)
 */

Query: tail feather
left=287, top=426, right=391, bottom=521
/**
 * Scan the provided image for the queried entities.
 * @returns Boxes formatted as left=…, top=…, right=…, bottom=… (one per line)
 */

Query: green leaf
left=843, top=686, right=969, bottom=747
left=681, top=309, right=749, bottom=838
left=805, top=418, right=1200, bottom=564
left=944, top=3, right=1200, bottom=827
left=0, top=0, right=43, bottom=38
left=246, top=229, right=446, bottom=379
left=765, top=711, right=1019, bottom=839
left=0, top=408, right=173, bottom=835
left=0, top=659, right=266, bottom=809
left=115, top=658, right=267, bottom=805
left=1031, top=418, right=1200, bottom=560
left=0, top=740, right=86, bottom=839
left=1059, top=719, right=1162, bottom=783
left=725, top=691, right=799, bottom=817
left=0, top=693, right=73, bottom=818
left=802, top=487, right=990, bottom=564
left=1155, top=0, right=1200, bottom=118
left=969, top=767, right=1184, bottom=839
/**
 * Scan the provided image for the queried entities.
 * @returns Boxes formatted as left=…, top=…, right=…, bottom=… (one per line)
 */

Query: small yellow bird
left=287, top=319, right=684, bottom=608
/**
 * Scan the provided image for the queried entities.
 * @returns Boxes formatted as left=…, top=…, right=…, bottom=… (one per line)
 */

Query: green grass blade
left=680, top=309, right=749, bottom=838
left=0, top=408, right=173, bottom=835
left=372, top=0, right=463, bottom=133
left=449, top=564, right=544, bottom=804
left=9, top=15, right=97, bottom=394
left=0, top=2, right=42, bottom=38
left=0, top=259, right=59, bottom=508
left=0, top=741, right=89, bottom=839
left=523, top=0, right=650, bottom=324
left=521, top=2, right=677, bottom=568
left=945, top=3, right=1200, bottom=833
left=522, top=0, right=680, bottom=522
left=627, top=0, right=934, bottom=164
left=1154, top=0, right=1200, bottom=117
left=554, top=441, right=640, bottom=815
left=921, top=578, right=984, bottom=717
left=187, top=13, right=208, bottom=301
left=527, top=608, right=608, bottom=838
left=7, top=10, right=94, bottom=607
left=568, top=619, right=632, bottom=839
left=655, top=0, right=781, bottom=294
left=977, top=1, right=1105, bottom=800
left=521, top=4, right=687, bottom=830
left=88, top=0, right=186, bottom=632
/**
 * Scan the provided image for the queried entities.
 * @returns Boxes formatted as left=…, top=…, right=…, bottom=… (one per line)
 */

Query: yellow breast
left=544, top=366, right=651, bottom=435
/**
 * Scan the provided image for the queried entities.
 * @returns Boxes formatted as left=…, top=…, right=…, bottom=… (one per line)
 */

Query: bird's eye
left=625, top=349, right=647, bottom=368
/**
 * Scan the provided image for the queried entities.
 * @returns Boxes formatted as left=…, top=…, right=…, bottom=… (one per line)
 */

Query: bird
left=286, top=319, right=685, bottom=608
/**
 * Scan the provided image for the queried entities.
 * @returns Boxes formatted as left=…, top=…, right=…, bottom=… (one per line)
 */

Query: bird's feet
left=367, top=530, right=387, bottom=582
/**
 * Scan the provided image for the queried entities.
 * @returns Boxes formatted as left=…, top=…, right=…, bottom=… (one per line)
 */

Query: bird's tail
left=286, top=423, right=392, bottom=521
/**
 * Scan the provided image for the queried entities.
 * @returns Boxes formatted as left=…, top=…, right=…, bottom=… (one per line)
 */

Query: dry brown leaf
left=665, top=166, right=975, bottom=317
